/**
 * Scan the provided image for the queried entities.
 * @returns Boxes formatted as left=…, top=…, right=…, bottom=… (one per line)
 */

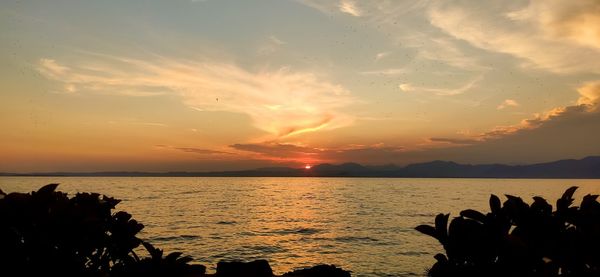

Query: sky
left=1, top=0, right=600, bottom=172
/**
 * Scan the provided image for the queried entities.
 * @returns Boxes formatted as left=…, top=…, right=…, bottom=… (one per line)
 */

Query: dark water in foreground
left=2, top=177, right=600, bottom=276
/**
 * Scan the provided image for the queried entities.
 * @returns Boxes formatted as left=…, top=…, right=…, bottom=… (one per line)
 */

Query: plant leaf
left=37, top=183, right=59, bottom=194
left=460, top=209, right=486, bottom=222
left=415, top=225, right=437, bottom=239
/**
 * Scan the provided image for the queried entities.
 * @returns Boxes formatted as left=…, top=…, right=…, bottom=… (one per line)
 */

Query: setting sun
left=304, top=165, right=312, bottom=169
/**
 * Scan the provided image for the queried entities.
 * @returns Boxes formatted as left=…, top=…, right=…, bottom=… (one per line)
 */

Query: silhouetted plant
left=0, top=184, right=203, bottom=276
left=416, top=186, right=600, bottom=277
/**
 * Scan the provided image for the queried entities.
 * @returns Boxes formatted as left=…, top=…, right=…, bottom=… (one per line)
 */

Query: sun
left=304, top=165, right=312, bottom=169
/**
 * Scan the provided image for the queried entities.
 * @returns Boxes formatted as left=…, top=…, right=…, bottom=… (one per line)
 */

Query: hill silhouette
left=2, top=156, right=599, bottom=178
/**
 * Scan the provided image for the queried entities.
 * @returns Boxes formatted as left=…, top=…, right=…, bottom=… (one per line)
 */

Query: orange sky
left=1, top=0, right=600, bottom=172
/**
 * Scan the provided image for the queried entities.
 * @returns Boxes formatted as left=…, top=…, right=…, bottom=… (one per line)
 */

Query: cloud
left=398, top=81, right=600, bottom=164
left=427, top=1, right=600, bottom=74
left=37, top=55, right=355, bottom=138
left=513, top=0, right=600, bottom=50
left=398, top=75, right=483, bottom=96
left=497, top=99, right=519, bottom=110
left=268, top=35, right=286, bottom=45
left=155, top=145, right=234, bottom=156
left=339, top=0, right=361, bottom=17
left=375, top=52, right=390, bottom=61
left=412, top=36, right=488, bottom=71
left=174, top=147, right=233, bottom=155
left=362, top=68, right=407, bottom=76
left=230, top=142, right=404, bottom=164
left=472, top=81, right=600, bottom=141
left=298, top=1, right=487, bottom=73
left=258, top=35, right=287, bottom=55
left=429, top=137, right=480, bottom=145
left=398, top=83, right=413, bottom=92
left=577, top=80, right=600, bottom=107
left=230, top=142, right=320, bottom=158
left=38, top=59, right=69, bottom=77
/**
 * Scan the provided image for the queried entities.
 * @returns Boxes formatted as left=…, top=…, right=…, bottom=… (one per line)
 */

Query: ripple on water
left=216, top=220, right=237, bottom=225
left=333, top=236, right=379, bottom=243
left=149, top=234, right=201, bottom=242
left=270, top=227, right=322, bottom=235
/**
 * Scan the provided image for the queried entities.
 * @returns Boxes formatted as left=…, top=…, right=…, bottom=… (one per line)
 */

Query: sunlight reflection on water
left=2, top=177, right=600, bottom=276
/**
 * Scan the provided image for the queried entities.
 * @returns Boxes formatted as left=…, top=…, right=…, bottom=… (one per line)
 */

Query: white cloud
left=497, top=99, right=519, bottom=110
left=398, top=75, right=483, bottom=96
left=375, top=51, right=389, bottom=61
left=37, top=56, right=355, bottom=138
left=38, top=59, right=69, bottom=78
left=339, top=0, right=361, bottom=17
left=269, top=35, right=286, bottom=45
left=398, top=83, right=413, bottom=92
left=258, top=35, right=287, bottom=55
left=427, top=1, right=600, bottom=74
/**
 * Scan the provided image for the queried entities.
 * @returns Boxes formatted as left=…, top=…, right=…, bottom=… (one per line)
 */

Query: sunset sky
left=1, top=0, right=600, bottom=172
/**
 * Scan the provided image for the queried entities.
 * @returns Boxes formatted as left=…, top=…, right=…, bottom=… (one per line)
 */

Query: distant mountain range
left=2, top=156, right=600, bottom=178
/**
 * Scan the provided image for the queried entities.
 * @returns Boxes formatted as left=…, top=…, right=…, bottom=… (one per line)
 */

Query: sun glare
left=304, top=165, right=312, bottom=169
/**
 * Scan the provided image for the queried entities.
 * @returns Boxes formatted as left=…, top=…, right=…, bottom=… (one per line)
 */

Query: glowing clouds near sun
left=36, top=56, right=354, bottom=138
left=577, top=81, right=600, bottom=107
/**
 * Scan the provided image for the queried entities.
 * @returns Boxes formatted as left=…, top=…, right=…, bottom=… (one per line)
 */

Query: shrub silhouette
left=416, top=186, right=600, bottom=277
left=0, top=184, right=203, bottom=276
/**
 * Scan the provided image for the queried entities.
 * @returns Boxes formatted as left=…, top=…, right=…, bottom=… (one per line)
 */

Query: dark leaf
left=531, top=196, right=552, bottom=214
left=433, top=253, right=448, bottom=263
left=562, top=186, right=578, bottom=201
left=415, top=225, right=437, bottom=239
left=460, top=209, right=486, bottom=222
left=490, top=194, right=501, bottom=214
left=143, top=241, right=162, bottom=259
left=435, top=213, right=449, bottom=242
left=580, top=194, right=599, bottom=210
left=557, top=186, right=578, bottom=211
left=176, top=256, right=193, bottom=265
left=37, top=183, right=59, bottom=194
left=165, top=252, right=183, bottom=262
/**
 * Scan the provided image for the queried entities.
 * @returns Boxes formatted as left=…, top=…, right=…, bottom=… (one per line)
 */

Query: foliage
left=0, top=184, right=203, bottom=276
left=416, top=186, right=600, bottom=277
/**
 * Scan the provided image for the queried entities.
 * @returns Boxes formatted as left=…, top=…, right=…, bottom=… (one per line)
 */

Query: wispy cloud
left=230, top=142, right=404, bottom=165
left=107, top=119, right=168, bottom=127
left=258, top=35, right=287, bottom=55
left=399, top=75, right=483, bottom=96
left=577, top=80, right=600, bottom=107
left=269, top=35, right=286, bottom=45
left=37, top=55, right=355, bottom=138
left=339, top=0, right=361, bottom=17
left=427, top=1, right=600, bottom=74
left=174, top=147, right=233, bottom=155
left=497, top=99, right=519, bottom=110
left=361, top=68, right=407, bottom=76
left=155, top=145, right=234, bottom=156
left=429, top=137, right=480, bottom=145
left=375, top=52, right=390, bottom=61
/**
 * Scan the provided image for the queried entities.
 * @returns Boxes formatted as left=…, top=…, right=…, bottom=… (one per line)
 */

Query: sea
left=2, top=177, right=599, bottom=276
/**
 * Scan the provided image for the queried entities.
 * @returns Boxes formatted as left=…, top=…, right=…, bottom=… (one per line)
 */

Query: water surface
left=2, top=177, right=599, bottom=276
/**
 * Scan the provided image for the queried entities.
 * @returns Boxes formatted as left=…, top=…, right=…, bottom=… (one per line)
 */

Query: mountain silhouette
left=2, top=156, right=599, bottom=178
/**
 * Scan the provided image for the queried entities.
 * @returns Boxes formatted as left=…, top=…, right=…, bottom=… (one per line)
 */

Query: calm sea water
left=2, top=177, right=599, bottom=276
